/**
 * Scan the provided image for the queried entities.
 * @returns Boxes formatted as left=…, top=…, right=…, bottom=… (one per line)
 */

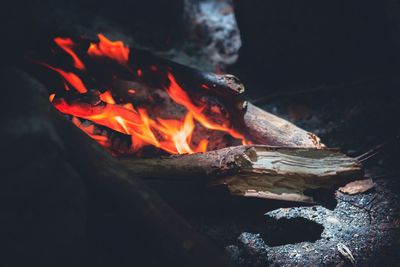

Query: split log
left=120, top=145, right=362, bottom=204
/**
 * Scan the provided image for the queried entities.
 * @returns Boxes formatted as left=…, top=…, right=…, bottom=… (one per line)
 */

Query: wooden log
left=120, top=145, right=362, bottom=204
left=243, top=103, right=324, bottom=148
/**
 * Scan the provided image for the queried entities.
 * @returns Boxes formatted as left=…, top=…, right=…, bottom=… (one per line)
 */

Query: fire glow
left=42, top=34, right=248, bottom=155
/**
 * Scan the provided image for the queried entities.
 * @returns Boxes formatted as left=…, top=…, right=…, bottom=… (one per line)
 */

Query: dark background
left=231, top=0, right=400, bottom=92
left=3, top=0, right=400, bottom=92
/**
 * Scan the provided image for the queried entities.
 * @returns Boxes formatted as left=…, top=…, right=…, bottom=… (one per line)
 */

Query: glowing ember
left=41, top=34, right=248, bottom=155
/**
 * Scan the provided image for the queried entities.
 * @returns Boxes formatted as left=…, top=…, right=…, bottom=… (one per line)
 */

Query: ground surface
left=187, top=77, right=400, bottom=266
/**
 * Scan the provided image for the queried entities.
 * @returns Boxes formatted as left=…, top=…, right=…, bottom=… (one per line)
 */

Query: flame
left=154, top=113, right=207, bottom=154
left=49, top=93, right=55, bottom=102
left=52, top=92, right=210, bottom=154
left=165, top=73, right=247, bottom=141
left=42, top=34, right=249, bottom=155
left=100, top=90, right=116, bottom=104
left=54, top=37, right=86, bottom=70
left=40, top=63, right=87, bottom=93
left=88, top=34, right=130, bottom=65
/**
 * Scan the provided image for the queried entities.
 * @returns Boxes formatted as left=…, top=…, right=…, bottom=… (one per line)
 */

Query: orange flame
left=54, top=37, right=86, bottom=70
left=43, top=34, right=248, bottom=155
left=88, top=34, right=130, bottom=65
left=154, top=113, right=207, bottom=154
left=165, top=73, right=247, bottom=141
left=100, top=90, right=116, bottom=104
left=49, top=93, right=56, bottom=102
left=40, top=63, right=87, bottom=93
left=53, top=96, right=207, bottom=154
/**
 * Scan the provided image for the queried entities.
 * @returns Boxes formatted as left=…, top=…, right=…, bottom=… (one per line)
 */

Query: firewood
left=243, top=103, right=324, bottom=148
left=120, top=146, right=362, bottom=204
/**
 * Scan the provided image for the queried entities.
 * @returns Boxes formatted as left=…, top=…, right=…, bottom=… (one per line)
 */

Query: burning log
left=120, top=146, right=362, bottom=204
left=30, top=34, right=324, bottom=156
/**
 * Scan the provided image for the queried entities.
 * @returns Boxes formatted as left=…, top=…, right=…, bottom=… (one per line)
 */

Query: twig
left=357, top=143, right=386, bottom=162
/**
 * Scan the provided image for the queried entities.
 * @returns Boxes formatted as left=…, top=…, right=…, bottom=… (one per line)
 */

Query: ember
left=41, top=34, right=248, bottom=155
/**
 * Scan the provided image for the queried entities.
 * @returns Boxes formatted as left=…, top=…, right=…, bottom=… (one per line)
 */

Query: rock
left=237, top=232, right=268, bottom=266
left=182, top=0, right=241, bottom=70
